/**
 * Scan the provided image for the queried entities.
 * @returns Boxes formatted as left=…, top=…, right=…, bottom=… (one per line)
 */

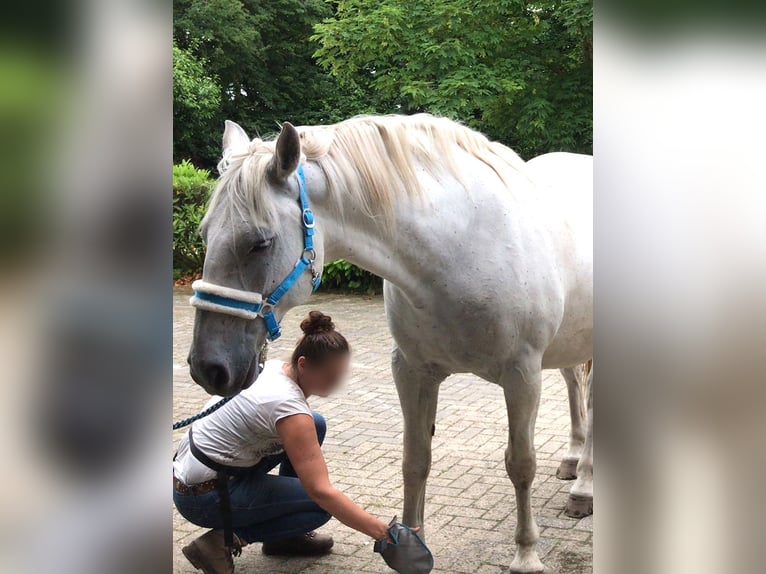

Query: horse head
left=187, top=120, right=324, bottom=396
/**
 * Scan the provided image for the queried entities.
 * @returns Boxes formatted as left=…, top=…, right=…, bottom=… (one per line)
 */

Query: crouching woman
left=173, top=311, right=393, bottom=574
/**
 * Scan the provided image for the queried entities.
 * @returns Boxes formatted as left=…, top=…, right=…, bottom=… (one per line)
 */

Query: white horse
left=187, top=114, right=592, bottom=573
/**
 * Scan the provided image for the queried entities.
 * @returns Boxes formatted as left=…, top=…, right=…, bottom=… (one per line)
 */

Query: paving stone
left=173, top=290, right=592, bottom=573
left=541, top=527, right=593, bottom=542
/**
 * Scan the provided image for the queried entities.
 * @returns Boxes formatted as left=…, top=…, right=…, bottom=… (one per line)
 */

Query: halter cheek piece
left=189, top=165, right=321, bottom=341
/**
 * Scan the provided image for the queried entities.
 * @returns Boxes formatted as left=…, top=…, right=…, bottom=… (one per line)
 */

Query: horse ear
left=270, top=121, right=301, bottom=181
left=222, top=120, right=249, bottom=155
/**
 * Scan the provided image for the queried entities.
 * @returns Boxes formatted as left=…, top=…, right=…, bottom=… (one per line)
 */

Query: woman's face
left=296, top=354, right=350, bottom=397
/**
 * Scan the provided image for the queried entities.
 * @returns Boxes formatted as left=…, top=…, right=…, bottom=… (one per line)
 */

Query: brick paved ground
left=173, top=289, right=592, bottom=573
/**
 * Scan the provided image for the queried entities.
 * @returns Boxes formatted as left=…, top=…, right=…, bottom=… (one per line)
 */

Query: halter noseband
left=189, top=165, right=321, bottom=341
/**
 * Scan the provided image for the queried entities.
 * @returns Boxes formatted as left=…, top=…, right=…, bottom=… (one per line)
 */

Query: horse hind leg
left=501, top=354, right=546, bottom=574
left=392, top=347, right=446, bottom=538
left=557, top=363, right=589, bottom=480
left=565, top=365, right=593, bottom=518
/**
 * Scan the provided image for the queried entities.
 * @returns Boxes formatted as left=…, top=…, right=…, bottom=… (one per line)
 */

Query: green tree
left=174, top=0, right=377, bottom=168
left=173, top=41, right=221, bottom=163
left=313, top=0, right=592, bottom=158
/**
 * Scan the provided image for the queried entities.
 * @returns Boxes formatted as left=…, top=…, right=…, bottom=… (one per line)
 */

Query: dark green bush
left=320, top=259, right=382, bottom=294
left=173, top=160, right=213, bottom=275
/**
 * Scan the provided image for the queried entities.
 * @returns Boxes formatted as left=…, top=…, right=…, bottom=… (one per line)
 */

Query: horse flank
left=204, top=113, right=527, bottom=232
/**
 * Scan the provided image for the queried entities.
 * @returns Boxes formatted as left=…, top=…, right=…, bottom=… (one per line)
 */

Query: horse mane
left=204, top=113, right=526, bottom=231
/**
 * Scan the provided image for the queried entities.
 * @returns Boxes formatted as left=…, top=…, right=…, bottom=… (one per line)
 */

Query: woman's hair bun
left=300, top=311, right=335, bottom=336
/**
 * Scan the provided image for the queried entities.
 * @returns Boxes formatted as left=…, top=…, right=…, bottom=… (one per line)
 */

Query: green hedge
left=173, top=160, right=381, bottom=292
left=320, top=259, right=382, bottom=294
left=173, top=160, right=213, bottom=276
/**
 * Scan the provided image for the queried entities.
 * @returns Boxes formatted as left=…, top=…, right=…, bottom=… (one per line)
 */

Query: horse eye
left=249, top=238, right=273, bottom=253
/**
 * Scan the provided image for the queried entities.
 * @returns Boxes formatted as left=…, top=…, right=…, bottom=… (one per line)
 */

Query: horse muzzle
left=188, top=348, right=260, bottom=397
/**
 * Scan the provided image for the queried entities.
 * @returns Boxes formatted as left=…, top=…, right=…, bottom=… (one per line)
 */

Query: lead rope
left=172, top=344, right=268, bottom=430
left=172, top=397, right=234, bottom=430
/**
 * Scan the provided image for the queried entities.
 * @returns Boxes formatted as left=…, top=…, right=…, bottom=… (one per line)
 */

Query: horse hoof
left=509, top=550, right=545, bottom=574
left=556, top=457, right=578, bottom=480
left=509, top=564, right=545, bottom=574
left=564, top=493, right=593, bottom=518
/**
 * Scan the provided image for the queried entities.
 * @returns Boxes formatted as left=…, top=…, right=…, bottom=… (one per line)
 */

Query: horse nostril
left=201, top=361, right=230, bottom=392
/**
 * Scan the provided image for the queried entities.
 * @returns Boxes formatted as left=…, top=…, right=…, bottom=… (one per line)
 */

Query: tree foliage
left=174, top=0, right=375, bottom=167
left=174, top=0, right=591, bottom=164
left=313, top=0, right=592, bottom=158
left=173, top=41, right=221, bottom=163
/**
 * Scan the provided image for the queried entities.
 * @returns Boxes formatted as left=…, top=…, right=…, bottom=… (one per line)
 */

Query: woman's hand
left=373, top=519, right=421, bottom=542
left=372, top=519, right=391, bottom=541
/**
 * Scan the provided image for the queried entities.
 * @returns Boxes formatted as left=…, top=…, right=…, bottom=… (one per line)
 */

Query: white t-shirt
left=173, top=360, right=312, bottom=485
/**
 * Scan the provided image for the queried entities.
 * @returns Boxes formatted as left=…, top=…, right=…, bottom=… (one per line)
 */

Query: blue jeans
left=174, top=411, right=331, bottom=543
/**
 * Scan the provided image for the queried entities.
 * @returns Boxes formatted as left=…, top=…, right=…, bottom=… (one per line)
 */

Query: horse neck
left=304, top=163, right=437, bottom=294
left=322, top=209, right=419, bottom=293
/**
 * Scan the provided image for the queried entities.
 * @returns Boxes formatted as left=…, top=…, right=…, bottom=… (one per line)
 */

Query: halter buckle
left=259, top=301, right=274, bottom=317
left=302, top=208, right=315, bottom=229
left=303, top=248, right=317, bottom=262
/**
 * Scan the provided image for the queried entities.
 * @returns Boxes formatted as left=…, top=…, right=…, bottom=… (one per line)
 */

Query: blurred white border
left=595, top=19, right=766, bottom=574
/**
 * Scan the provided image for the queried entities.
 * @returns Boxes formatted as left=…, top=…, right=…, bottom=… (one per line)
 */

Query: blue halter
left=190, top=165, right=321, bottom=341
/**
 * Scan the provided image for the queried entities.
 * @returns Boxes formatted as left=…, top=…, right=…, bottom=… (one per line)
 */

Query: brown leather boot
left=182, top=529, right=234, bottom=574
left=261, top=531, right=334, bottom=556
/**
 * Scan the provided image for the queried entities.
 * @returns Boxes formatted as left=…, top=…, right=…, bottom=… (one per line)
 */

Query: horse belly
left=541, top=321, right=592, bottom=369
left=384, top=303, right=509, bottom=373
left=385, top=281, right=564, bottom=376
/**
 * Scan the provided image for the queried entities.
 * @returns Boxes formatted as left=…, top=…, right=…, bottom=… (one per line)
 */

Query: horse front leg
left=392, top=347, right=445, bottom=538
left=502, top=356, right=545, bottom=574
left=557, top=365, right=588, bottom=480
left=566, top=365, right=593, bottom=517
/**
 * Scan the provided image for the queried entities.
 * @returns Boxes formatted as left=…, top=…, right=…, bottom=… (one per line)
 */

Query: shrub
left=320, top=259, right=382, bottom=294
left=173, top=160, right=214, bottom=275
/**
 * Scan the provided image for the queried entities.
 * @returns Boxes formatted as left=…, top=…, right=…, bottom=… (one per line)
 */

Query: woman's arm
left=277, top=413, right=390, bottom=540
